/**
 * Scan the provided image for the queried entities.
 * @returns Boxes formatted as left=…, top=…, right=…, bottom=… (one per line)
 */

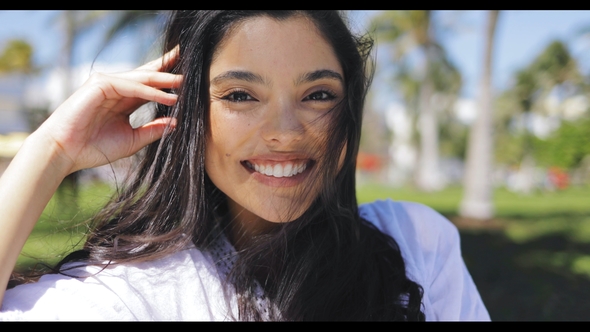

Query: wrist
left=22, top=130, right=76, bottom=180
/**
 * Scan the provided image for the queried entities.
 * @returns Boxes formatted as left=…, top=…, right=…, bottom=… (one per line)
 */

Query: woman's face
left=206, top=15, right=344, bottom=227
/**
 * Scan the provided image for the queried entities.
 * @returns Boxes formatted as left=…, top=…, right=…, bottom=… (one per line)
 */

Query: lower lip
left=241, top=161, right=314, bottom=188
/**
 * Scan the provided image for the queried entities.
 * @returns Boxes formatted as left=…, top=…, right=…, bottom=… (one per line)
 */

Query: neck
left=224, top=199, right=278, bottom=251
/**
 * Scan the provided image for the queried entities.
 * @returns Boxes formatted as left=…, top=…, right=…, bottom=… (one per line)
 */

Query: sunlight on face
left=205, top=15, right=344, bottom=232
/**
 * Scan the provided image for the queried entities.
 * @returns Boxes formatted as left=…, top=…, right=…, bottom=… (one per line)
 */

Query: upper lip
left=242, top=152, right=315, bottom=163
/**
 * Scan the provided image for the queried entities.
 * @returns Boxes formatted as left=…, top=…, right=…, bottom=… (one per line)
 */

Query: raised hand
left=0, top=48, right=183, bottom=304
left=35, top=46, right=182, bottom=175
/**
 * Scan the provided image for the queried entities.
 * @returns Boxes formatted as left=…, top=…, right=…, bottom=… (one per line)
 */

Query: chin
left=255, top=191, right=318, bottom=222
left=257, top=202, right=309, bottom=224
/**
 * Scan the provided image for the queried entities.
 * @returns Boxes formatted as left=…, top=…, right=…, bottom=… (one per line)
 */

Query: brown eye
left=304, top=90, right=336, bottom=101
left=223, top=91, right=256, bottom=102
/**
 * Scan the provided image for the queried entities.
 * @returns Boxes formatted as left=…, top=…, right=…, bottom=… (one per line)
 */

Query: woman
left=0, top=11, right=489, bottom=320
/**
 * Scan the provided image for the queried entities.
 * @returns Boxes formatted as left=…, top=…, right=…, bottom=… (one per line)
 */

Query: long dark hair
left=55, top=10, right=425, bottom=321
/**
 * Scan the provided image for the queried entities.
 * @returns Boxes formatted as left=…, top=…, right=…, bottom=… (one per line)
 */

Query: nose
left=260, top=98, right=303, bottom=146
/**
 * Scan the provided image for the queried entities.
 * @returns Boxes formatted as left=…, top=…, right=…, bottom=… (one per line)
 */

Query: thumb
left=132, top=117, right=177, bottom=153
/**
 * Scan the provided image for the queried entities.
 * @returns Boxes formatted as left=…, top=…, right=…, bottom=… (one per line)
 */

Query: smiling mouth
left=242, top=160, right=312, bottom=178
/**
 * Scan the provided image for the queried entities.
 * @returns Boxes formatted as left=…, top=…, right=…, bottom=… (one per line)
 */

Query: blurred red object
left=357, top=152, right=382, bottom=172
left=548, top=166, right=569, bottom=190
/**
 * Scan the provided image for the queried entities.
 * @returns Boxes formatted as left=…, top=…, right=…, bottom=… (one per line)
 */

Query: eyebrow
left=295, top=69, right=343, bottom=85
left=210, top=69, right=344, bottom=87
left=210, top=70, right=267, bottom=86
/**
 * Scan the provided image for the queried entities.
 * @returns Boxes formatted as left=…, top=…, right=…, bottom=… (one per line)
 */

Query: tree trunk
left=415, top=45, right=443, bottom=192
left=459, top=10, right=500, bottom=220
left=58, top=11, right=80, bottom=204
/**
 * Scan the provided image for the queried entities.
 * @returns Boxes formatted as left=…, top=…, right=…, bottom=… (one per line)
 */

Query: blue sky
left=353, top=10, right=590, bottom=109
left=1, top=10, right=590, bottom=106
left=444, top=11, right=590, bottom=97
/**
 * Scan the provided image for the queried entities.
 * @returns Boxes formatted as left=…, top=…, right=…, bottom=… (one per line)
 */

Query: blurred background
left=1, top=10, right=590, bottom=320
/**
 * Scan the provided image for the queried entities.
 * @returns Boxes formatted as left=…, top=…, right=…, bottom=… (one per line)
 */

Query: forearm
left=0, top=131, right=72, bottom=304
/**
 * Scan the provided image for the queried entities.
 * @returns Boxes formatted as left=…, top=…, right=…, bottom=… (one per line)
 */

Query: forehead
left=210, top=15, right=343, bottom=79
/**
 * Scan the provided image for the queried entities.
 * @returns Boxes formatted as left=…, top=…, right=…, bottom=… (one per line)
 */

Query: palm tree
left=0, top=39, right=37, bottom=137
left=0, top=40, right=35, bottom=75
left=372, top=10, right=460, bottom=191
left=52, top=11, right=166, bottom=199
left=521, top=43, right=580, bottom=148
left=99, top=10, right=168, bottom=63
left=459, top=11, right=500, bottom=220
left=493, top=39, right=584, bottom=195
left=52, top=11, right=109, bottom=201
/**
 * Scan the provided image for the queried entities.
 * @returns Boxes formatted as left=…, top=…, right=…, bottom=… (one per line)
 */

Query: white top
left=0, top=200, right=490, bottom=321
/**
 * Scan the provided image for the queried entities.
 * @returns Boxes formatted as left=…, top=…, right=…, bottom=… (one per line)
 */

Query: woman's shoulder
left=359, top=199, right=490, bottom=321
left=1, top=246, right=234, bottom=321
left=358, top=199, right=462, bottom=285
left=359, top=199, right=460, bottom=246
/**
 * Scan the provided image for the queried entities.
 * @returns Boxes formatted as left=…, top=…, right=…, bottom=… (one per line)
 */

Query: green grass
left=356, top=183, right=590, bottom=218
left=356, top=183, right=590, bottom=244
left=357, top=184, right=464, bottom=215
left=15, top=181, right=115, bottom=272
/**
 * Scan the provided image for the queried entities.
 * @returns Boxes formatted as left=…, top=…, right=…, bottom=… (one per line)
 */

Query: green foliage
left=530, top=40, right=582, bottom=88
left=370, top=11, right=433, bottom=60
left=100, top=10, right=167, bottom=62
left=0, top=39, right=34, bottom=74
left=371, top=11, right=462, bottom=162
left=359, top=104, right=391, bottom=155
left=534, top=117, right=590, bottom=169
left=495, top=39, right=586, bottom=170
left=393, top=62, right=421, bottom=115
left=439, top=118, right=468, bottom=159
left=430, top=54, right=462, bottom=95
left=495, top=131, right=527, bottom=165
left=505, top=39, right=582, bottom=119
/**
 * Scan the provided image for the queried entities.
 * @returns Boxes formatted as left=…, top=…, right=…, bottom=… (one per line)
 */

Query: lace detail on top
left=206, top=231, right=277, bottom=320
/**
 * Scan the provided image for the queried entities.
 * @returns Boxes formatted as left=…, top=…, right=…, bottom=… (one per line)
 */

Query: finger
left=137, top=45, right=180, bottom=72
left=97, top=76, right=179, bottom=107
left=161, top=45, right=180, bottom=70
left=130, top=117, right=177, bottom=153
left=110, top=71, right=183, bottom=90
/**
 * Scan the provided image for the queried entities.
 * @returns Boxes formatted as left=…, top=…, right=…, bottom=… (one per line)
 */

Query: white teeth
left=247, top=161, right=308, bottom=178
left=273, top=164, right=283, bottom=177
left=283, top=163, right=293, bottom=176
left=264, top=166, right=273, bottom=176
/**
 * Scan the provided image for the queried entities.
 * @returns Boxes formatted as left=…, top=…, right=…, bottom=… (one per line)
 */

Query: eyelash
left=221, top=89, right=255, bottom=103
left=304, top=89, right=337, bottom=102
left=220, top=89, right=338, bottom=103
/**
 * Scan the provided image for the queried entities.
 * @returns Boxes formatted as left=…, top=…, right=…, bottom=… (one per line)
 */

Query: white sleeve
left=360, top=200, right=490, bottom=321
left=396, top=201, right=490, bottom=321
left=0, top=271, right=135, bottom=321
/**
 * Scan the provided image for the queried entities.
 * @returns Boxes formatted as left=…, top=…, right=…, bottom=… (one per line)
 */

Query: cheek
left=204, top=107, right=255, bottom=182
left=207, top=109, right=240, bottom=157
left=205, top=109, right=233, bottom=180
